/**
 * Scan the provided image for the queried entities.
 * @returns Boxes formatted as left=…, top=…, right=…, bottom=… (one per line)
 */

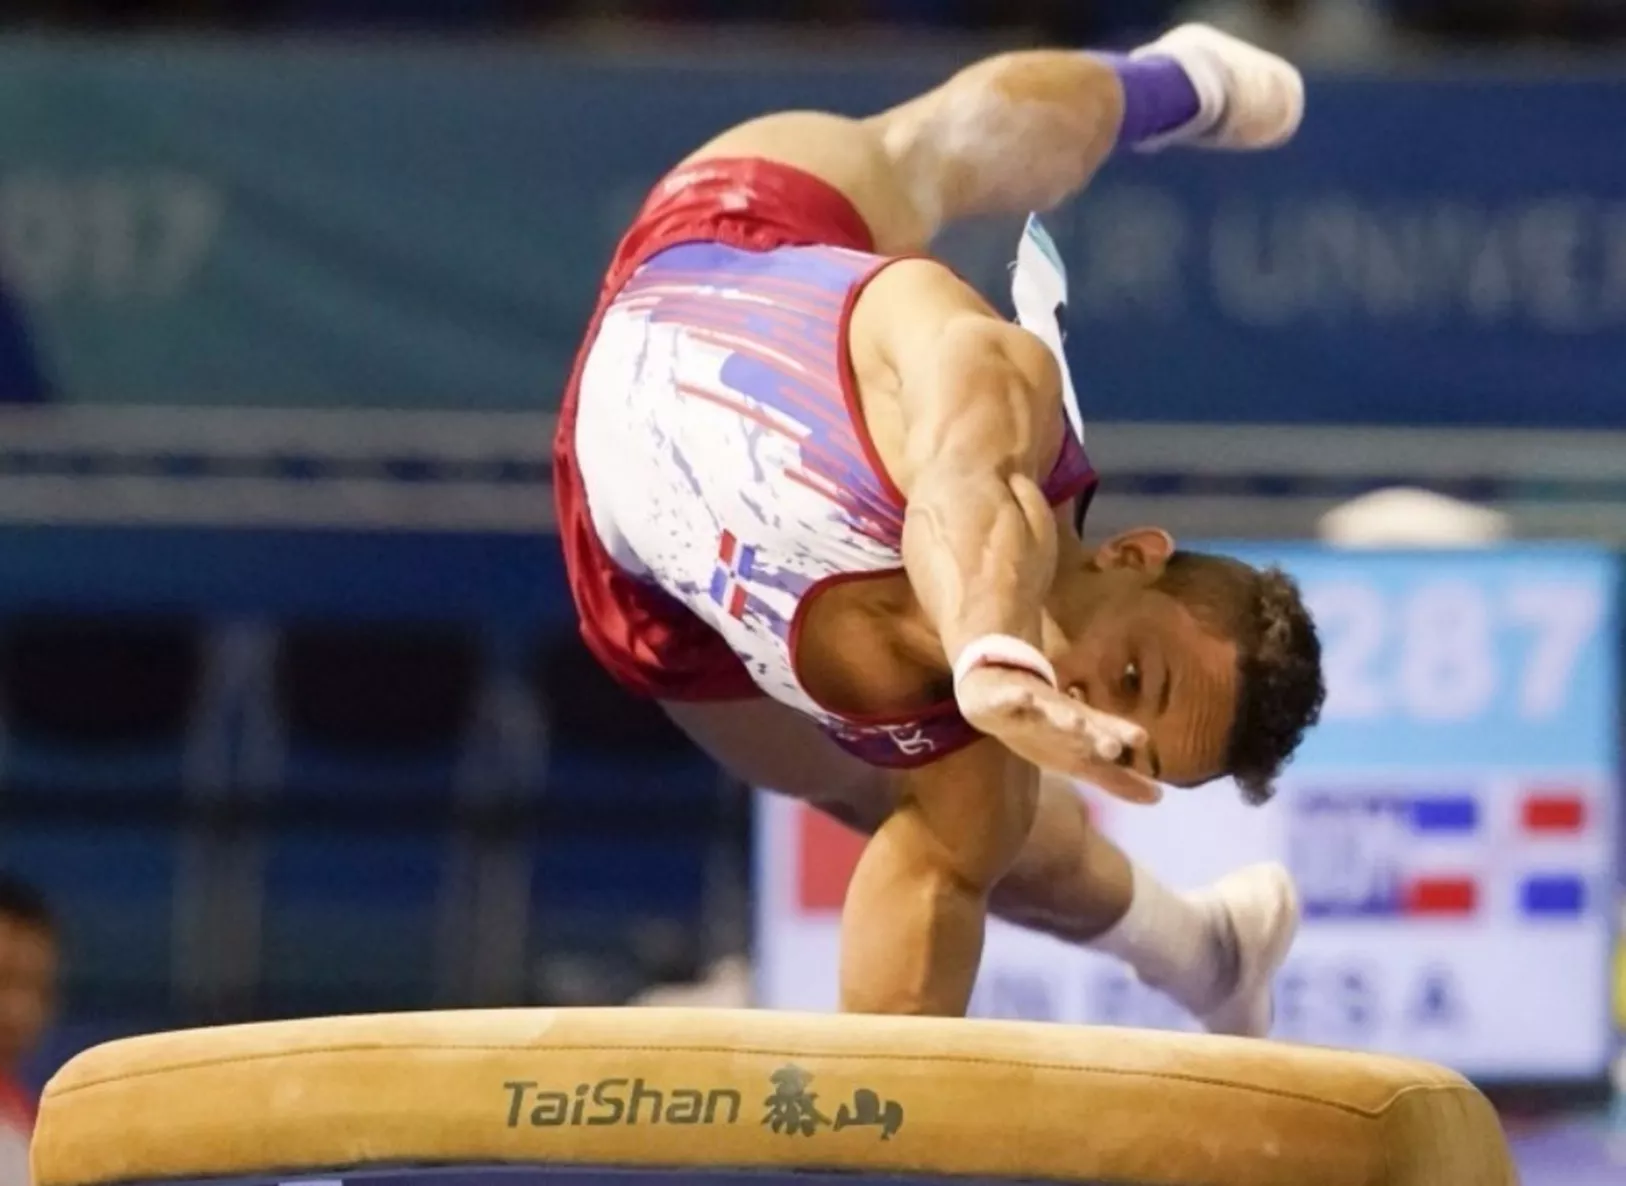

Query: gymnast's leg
left=665, top=699, right=1284, bottom=1032
left=678, top=24, right=1302, bottom=253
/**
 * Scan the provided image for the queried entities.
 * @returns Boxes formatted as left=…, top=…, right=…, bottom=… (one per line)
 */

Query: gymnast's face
left=1052, top=529, right=1239, bottom=794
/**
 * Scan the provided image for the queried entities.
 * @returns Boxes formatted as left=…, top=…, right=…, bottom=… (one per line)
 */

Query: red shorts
left=552, top=158, right=876, bottom=702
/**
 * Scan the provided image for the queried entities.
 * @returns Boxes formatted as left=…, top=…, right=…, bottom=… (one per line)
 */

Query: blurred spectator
left=0, top=875, right=57, bottom=1186
left=1389, top=0, right=1626, bottom=44
left=1173, top=0, right=1396, bottom=65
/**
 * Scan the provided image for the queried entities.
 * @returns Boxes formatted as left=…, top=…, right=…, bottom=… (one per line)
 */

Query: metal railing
left=3, top=406, right=1623, bottom=541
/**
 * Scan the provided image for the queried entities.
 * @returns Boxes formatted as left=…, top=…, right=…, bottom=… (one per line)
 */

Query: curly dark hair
left=1154, top=552, right=1325, bottom=805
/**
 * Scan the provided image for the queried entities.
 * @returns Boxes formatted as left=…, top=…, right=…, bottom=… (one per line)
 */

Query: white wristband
left=952, top=634, right=1058, bottom=693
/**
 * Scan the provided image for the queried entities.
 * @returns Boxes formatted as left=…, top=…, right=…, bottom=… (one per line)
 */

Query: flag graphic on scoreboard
left=1290, top=788, right=1592, bottom=921
left=1517, top=789, right=1590, bottom=918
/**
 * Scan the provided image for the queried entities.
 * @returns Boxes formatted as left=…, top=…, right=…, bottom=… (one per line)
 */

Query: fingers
left=1084, top=705, right=1148, bottom=756
left=1034, top=688, right=1144, bottom=765
left=1031, top=690, right=1111, bottom=758
left=959, top=671, right=1158, bottom=785
left=1044, top=696, right=1161, bottom=802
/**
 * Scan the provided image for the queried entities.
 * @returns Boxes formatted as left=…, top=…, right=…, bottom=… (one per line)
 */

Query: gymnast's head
left=1050, top=527, right=1325, bottom=805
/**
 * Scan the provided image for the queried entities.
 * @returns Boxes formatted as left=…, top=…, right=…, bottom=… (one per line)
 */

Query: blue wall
left=0, top=42, right=1620, bottom=425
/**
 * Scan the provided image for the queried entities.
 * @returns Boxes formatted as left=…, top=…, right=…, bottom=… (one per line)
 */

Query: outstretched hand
left=955, top=665, right=1163, bottom=804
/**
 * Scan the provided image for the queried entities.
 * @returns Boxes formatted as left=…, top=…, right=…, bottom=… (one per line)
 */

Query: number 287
left=1308, top=580, right=1605, bottom=723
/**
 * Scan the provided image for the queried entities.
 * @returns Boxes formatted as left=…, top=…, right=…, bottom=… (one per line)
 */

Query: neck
left=1042, top=559, right=1119, bottom=667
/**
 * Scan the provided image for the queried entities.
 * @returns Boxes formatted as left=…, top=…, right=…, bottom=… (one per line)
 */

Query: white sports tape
left=951, top=633, right=1059, bottom=693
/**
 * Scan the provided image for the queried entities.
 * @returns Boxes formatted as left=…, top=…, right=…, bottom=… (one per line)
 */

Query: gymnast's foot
left=1132, top=23, right=1304, bottom=152
left=1188, top=862, right=1300, bottom=1038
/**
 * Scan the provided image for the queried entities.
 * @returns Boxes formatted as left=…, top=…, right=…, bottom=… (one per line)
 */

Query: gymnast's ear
left=1093, top=527, right=1174, bottom=575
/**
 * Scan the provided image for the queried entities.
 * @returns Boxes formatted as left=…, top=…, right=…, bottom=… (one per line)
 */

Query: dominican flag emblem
left=1291, top=788, right=1597, bottom=921
left=1514, top=789, right=1591, bottom=918
left=710, top=531, right=756, bottom=619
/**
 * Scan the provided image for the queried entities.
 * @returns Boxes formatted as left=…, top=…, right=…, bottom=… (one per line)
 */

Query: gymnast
left=555, top=23, right=1325, bottom=1028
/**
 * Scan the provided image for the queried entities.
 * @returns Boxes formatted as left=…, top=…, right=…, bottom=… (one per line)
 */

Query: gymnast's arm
left=894, top=310, right=1059, bottom=667
left=884, top=290, right=1144, bottom=777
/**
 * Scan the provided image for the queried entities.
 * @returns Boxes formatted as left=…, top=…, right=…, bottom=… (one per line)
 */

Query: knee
left=875, top=49, right=1124, bottom=220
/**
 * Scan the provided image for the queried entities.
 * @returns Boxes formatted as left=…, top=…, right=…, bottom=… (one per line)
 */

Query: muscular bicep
left=853, top=258, right=1066, bottom=491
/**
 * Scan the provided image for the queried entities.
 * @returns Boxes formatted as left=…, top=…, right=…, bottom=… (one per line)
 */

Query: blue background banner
left=0, top=42, right=1623, bottom=426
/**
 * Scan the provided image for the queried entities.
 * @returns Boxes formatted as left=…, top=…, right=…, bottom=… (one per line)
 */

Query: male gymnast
left=555, top=23, right=1326, bottom=1031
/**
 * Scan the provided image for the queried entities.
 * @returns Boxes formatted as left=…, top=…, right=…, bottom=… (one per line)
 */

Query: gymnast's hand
left=954, top=659, right=1162, bottom=803
left=949, top=660, right=1157, bottom=800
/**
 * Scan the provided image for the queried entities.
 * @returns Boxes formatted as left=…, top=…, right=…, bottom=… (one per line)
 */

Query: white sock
left=1088, top=863, right=1237, bottom=1014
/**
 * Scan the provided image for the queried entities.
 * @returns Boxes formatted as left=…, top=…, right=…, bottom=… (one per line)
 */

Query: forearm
left=901, top=461, right=1057, bottom=664
left=842, top=739, right=1039, bottom=1016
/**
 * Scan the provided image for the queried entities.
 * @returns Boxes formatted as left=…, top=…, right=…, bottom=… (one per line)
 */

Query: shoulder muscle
left=850, top=258, right=1065, bottom=492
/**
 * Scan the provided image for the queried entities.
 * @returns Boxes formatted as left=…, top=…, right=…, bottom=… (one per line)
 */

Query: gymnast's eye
left=1121, top=661, right=1141, bottom=697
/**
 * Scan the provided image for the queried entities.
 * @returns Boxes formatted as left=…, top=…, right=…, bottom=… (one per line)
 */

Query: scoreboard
left=753, top=545, right=1621, bottom=1083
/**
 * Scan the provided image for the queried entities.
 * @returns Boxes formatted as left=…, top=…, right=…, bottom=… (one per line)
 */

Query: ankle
left=1089, top=51, right=1202, bottom=151
left=1088, top=864, right=1234, bottom=1009
left=1181, top=893, right=1243, bottom=1012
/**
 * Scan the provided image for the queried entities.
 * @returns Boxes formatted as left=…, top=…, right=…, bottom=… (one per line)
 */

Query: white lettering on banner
left=1197, top=196, right=1626, bottom=331
left=0, top=171, right=222, bottom=301
left=1308, top=580, right=1602, bottom=724
left=1273, top=962, right=1385, bottom=1046
left=1600, top=214, right=1626, bottom=316
left=957, top=947, right=1563, bottom=1053
left=1409, top=966, right=1466, bottom=1031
